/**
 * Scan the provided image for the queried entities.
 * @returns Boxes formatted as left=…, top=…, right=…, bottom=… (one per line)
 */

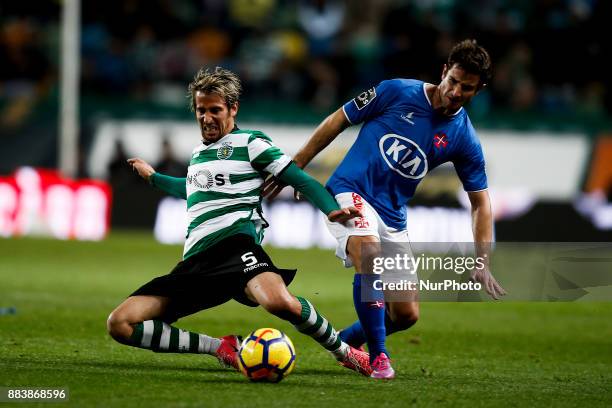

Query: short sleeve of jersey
left=342, top=79, right=401, bottom=125
left=247, top=131, right=292, bottom=176
left=452, top=131, right=488, bottom=192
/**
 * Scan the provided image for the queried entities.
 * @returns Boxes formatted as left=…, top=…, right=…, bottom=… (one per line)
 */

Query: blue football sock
left=339, top=320, right=366, bottom=347
left=340, top=306, right=406, bottom=348
left=352, top=274, right=387, bottom=362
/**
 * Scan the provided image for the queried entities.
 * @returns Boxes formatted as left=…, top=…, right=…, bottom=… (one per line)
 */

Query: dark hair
left=447, top=39, right=492, bottom=87
left=188, top=66, right=242, bottom=111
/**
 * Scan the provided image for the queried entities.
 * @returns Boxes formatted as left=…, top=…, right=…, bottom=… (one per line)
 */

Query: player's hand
left=262, top=176, right=288, bottom=200
left=470, top=266, right=507, bottom=300
left=327, top=206, right=363, bottom=224
left=127, top=158, right=155, bottom=181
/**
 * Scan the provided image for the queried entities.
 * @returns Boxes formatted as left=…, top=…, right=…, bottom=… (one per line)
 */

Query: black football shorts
left=130, top=234, right=296, bottom=322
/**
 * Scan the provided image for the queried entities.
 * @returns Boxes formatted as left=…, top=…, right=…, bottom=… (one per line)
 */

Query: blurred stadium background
left=1, top=0, right=612, bottom=245
left=1, top=2, right=612, bottom=406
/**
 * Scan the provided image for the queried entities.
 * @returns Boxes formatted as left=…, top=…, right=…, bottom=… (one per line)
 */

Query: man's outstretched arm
left=292, top=107, right=351, bottom=169
left=263, top=108, right=350, bottom=199
left=468, top=190, right=507, bottom=300
left=128, top=158, right=187, bottom=200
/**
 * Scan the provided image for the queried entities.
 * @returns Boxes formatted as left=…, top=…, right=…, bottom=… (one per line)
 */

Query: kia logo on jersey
left=379, top=134, right=428, bottom=179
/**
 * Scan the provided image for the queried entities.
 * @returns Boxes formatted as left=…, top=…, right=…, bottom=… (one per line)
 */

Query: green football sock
left=291, top=297, right=349, bottom=360
left=129, top=320, right=221, bottom=354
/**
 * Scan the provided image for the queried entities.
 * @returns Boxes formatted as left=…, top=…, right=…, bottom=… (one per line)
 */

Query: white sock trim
left=141, top=320, right=154, bottom=348
left=296, top=300, right=317, bottom=330
left=178, top=329, right=190, bottom=351
left=159, top=322, right=171, bottom=350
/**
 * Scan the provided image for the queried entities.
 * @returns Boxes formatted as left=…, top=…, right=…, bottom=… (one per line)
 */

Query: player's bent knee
left=389, top=304, right=419, bottom=330
left=361, top=245, right=381, bottom=263
left=106, top=311, right=134, bottom=343
left=398, top=313, right=419, bottom=330
left=392, top=307, right=419, bottom=330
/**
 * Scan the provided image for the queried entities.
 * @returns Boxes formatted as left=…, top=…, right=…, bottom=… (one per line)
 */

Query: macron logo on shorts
left=244, top=262, right=268, bottom=273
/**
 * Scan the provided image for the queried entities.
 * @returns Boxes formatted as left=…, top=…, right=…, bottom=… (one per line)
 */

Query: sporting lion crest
left=217, top=142, right=234, bottom=160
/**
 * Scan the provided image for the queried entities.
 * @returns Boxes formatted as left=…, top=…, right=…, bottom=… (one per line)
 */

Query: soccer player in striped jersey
left=106, top=67, right=372, bottom=376
left=264, top=40, right=507, bottom=379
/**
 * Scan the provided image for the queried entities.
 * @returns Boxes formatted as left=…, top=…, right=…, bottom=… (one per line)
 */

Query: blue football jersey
left=326, top=79, right=487, bottom=230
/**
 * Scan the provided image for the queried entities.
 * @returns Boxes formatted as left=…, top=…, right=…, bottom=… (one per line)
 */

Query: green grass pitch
left=1, top=232, right=611, bottom=407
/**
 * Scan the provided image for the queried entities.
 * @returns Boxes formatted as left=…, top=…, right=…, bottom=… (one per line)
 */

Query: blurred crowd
left=1, top=0, right=610, bottom=130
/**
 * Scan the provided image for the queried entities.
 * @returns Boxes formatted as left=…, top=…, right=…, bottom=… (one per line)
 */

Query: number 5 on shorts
left=241, top=252, right=257, bottom=267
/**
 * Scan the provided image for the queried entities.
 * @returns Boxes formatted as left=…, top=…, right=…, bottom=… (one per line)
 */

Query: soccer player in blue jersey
left=264, top=39, right=506, bottom=379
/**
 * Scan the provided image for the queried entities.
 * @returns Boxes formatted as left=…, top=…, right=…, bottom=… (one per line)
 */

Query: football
left=237, top=328, right=296, bottom=382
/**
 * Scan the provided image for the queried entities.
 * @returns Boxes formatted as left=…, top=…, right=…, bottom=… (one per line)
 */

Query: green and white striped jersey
left=183, top=129, right=291, bottom=259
